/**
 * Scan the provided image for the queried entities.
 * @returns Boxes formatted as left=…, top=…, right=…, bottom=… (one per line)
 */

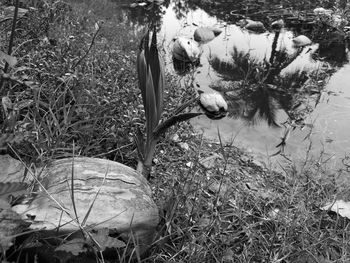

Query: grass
left=1, top=0, right=143, bottom=166
left=145, top=133, right=350, bottom=262
left=1, top=0, right=350, bottom=262
left=140, top=130, right=349, bottom=262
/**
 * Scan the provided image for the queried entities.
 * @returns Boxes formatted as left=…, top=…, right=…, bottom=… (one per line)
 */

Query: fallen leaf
left=89, top=228, right=126, bottom=251
left=55, top=238, right=87, bottom=256
left=2, top=96, right=13, bottom=116
left=0, top=207, right=30, bottom=251
left=0, top=182, right=28, bottom=201
left=0, top=51, right=18, bottom=68
left=0, top=155, right=26, bottom=183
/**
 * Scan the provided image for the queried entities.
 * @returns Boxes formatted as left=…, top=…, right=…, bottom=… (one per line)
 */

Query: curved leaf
left=153, top=112, right=203, bottom=138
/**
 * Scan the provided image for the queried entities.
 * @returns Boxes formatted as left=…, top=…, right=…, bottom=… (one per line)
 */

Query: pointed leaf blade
left=149, top=30, right=164, bottom=121
left=153, top=112, right=203, bottom=138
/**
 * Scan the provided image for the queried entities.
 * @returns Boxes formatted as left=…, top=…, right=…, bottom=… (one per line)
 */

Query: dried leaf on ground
left=0, top=207, right=30, bottom=250
left=2, top=96, right=13, bottom=116
left=55, top=238, right=87, bottom=256
left=0, top=155, right=26, bottom=182
left=89, top=228, right=126, bottom=251
left=0, top=51, right=18, bottom=68
left=0, top=182, right=28, bottom=199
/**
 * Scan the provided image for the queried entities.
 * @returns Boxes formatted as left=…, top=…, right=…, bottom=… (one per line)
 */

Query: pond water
left=156, top=0, right=350, bottom=169
left=72, top=0, right=350, bottom=169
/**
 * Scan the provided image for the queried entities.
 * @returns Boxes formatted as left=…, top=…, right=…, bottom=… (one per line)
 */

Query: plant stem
left=71, top=24, right=102, bottom=70
left=143, top=138, right=158, bottom=179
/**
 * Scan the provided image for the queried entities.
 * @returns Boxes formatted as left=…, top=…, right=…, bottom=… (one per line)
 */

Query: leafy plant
left=135, top=29, right=228, bottom=179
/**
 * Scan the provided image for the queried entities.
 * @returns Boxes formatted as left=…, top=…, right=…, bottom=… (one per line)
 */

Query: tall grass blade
left=70, top=145, right=80, bottom=226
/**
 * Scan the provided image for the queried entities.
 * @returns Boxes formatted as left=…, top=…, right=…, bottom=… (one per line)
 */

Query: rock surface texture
left=194, top=27, right=222, bottom=43
left=12, top=157, right=159, bottom=254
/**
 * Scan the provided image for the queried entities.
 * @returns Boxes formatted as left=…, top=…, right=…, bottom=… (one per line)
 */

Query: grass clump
left=147, top=134, right=350, bottom=262
left=1, top=0, right=143, bottom=166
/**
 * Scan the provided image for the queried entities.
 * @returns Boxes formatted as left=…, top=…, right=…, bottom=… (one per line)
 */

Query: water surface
left=150, top=1, right=350, bottom=169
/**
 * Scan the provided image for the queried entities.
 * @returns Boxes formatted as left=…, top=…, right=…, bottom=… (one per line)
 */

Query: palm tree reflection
left=127, top=0, right=171, bottom=29
left=210, top=32, right=322, bottom=129
left=243, top=84, right=279, bottom=127
left=173, top=57, right=200, bottom=75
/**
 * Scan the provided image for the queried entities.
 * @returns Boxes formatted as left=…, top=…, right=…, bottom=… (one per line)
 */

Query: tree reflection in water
left=127, top=0, right=171, bottom=29
left=209, top=31, right=326, bottom=130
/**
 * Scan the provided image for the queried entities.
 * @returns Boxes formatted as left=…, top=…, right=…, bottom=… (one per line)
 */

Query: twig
left=71, top=23, right=102, bottom=70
